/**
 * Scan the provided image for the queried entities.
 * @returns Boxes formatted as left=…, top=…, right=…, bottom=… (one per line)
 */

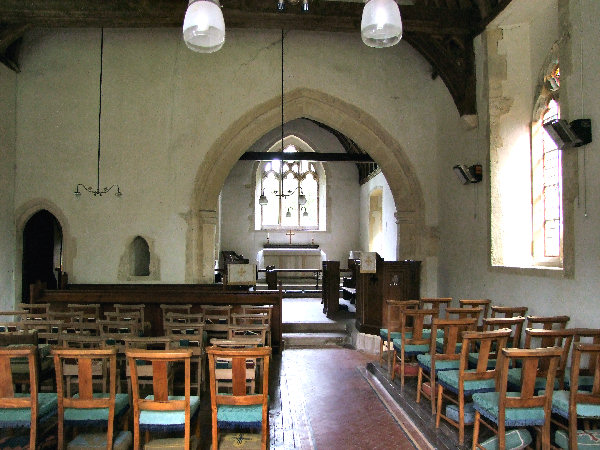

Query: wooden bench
left=30, top=284, right=283, bottom=353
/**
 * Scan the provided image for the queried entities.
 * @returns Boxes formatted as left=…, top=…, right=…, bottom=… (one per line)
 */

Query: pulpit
left=354, top=254, right=421, bottom=335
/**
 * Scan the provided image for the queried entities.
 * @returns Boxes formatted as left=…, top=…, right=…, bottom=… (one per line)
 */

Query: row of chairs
left=0, top=341, right=271, bottom=449
left=380, top=298, right=600, bottom=449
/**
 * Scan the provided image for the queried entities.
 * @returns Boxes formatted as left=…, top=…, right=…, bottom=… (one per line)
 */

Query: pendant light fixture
left=361, top=0, right=403, bottom=48
left=258, top=30, right=307, bottom=208
left=74, top=28, right=122, bottom=198
left=183, top=0, right=226, bottom=53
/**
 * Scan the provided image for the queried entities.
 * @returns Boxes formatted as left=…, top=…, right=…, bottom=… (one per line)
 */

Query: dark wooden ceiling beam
left=0, top=1, right=477, bottom=35
left=240, top=151, right=374, bottom=162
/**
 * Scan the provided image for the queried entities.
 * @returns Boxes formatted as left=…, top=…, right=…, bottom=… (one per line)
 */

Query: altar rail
left=31, top=284, right=283, bottom=353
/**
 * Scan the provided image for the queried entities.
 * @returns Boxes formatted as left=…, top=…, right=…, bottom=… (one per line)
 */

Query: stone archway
left=187, top=88, right=427, bottom=282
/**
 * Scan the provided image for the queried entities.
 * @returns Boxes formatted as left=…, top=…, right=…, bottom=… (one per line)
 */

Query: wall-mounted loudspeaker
left=453, top=164, right=483, bottom=185
left=543, top=118, right=592, bottom=149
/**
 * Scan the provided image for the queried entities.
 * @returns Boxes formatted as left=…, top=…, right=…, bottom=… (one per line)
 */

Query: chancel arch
left=188, top=88, right=428, bottom=283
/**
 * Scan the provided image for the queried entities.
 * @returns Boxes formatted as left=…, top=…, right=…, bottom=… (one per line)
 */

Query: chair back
left=526, top=315, right=570, bottom=346
left=160, top=304, right=192, bottom=330
left=446, top=307, right=484, bottom=324
left=401, top=308, right=439, bottom=347
left=419, top=298, right=452, bottom=319
left=524, top=328, right=574, bottom=388
left=431, top=318, right=477, bottom=362
left=68, top=303, right=101, bottom=323
left=490, top=305, right=528, bottom=319
left=385, top=299, right=419, bottom=332
left=459, top=299, right=491, bottom=320
left=482, top=316, right=526, bottom=349
left=206, top=346, right=271, bottom=450
left=494, top=347, right=563, bottom=449
left=460, top=329, right=511, bottom=387
left=126, top=349, right=194, bottom=450
left=52, top=347, right=120, bottom=450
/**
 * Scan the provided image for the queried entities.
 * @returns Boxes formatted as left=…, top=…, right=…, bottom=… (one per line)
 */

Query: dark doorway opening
left=22, top=210, right=63, bottom=302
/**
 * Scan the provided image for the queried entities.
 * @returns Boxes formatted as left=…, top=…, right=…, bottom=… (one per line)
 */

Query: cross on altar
left=286, top=230, right=295, bottom=244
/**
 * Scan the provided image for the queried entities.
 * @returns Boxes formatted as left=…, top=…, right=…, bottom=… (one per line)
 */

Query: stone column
left=395, top=211, right=417, bottom=260
left=185, top=209, right=218, bottom=283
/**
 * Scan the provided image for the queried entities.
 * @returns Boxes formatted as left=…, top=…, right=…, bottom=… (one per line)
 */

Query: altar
left=258, top=247, right=324, bottom=275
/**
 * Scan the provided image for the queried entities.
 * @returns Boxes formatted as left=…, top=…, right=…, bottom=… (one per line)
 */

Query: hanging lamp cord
left=96, top=28, right=104, bottom=193
left=281, top=29, right=284, bottom=153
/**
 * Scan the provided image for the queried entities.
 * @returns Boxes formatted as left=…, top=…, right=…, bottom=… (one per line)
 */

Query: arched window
left=531, top=61, right=562, bottom=265
left=131, top=236, right=150, bottom=276
left=255, top=141, right=325, bottom=230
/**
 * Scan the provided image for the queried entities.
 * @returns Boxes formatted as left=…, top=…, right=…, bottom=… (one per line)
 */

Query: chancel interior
left=0, top=0, right=599, bottom=448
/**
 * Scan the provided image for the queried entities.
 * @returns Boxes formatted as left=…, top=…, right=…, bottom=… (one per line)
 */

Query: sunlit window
left=258, top=145, right=321, bottom=229
left=531, top=64, right=563, bottom=264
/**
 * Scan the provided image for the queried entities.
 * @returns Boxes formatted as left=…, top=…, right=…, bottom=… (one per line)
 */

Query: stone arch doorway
left=187, top=88, right=426, bottom=282
left=21, top=210, right=63, bottom=302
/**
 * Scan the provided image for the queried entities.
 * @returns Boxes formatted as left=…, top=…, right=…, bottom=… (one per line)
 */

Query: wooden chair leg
left=472, top=411, right=480, bottom=450
left=416, top=367, right=423, bottom=403
left=391, top=350, right=397, bottom=380
left=430, top=375, right=436, bottom=415
left=458, top=397, right=465, bottom=445
left=436, top=385, right=443, bottom=428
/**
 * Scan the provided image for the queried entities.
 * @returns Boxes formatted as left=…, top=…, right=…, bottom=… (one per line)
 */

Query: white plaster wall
left=219, top=119, right=361, bottom=267
left=358, top=172, right=397, bottom=262
left=7, top=26, right=457, bottom=295
left=438, top=0, right=600, bottom=326
left=0, top=65, right=17, bottom=308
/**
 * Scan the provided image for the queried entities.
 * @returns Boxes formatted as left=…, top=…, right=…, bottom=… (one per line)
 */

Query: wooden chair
left=435, top=328, right=511, bottom=445
left=52, top=347, right=131, bottom=450
left=166, top=323, right=205, bottom=397
left=114, top=304, right=148, bottom=335
left=206, top=346, right=271, bottom=450
left=18, top=303, right=51, bottom=322
left=565, top=328, right=600, bottom=390
left=468, top=316, right=526, bottom=369
left=551, top=343, right=600, bottom=449
left=0, top=345, right=57, bottom=448
left=506, top=328, right=575, bottom=393
left=458, top=300, right=490, bottom=329
left=416, top=318, right=477, bottom=414
left=202, top=305, right=233, bottom=340
left=232, top=313, right=271, bottom=346
left=379, top=300, right=419, bottom=369
left=58, top=334, right=112, bottom=397
left=490, top=305, right=528, bottom=319
left=526, top=315, right=570, bottom=347
left=123, top=337, right=172, bottom=403
left=391, top=308, right=439, bottom=387
left=160, top=304, right=192, bottom=332
left=126, top=349, right=200, bottom=450
left=418, top=298, right=452, bottom=318
left=67, top=303, right=101, bottom=323
left=471, top=346, right=563, bottom=450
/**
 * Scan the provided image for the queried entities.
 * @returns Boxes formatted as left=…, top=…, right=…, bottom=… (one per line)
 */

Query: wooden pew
left=30, top=284, right=283, bottom=353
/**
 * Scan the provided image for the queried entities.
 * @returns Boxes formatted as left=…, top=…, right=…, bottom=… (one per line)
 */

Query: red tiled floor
left=275, top=348, right=422, bottom=449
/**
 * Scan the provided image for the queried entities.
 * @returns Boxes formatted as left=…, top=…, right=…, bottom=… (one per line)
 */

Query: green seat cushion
left=139, top=395, right=200, bottom=431
left=551, top=390, right=600, bottom=419
left=217, top=402, right=265, bottom=431
left=472, top=392, right=546, bottom=426
left=437, top=370, right=496, bottom=395
left=416, top=354, right=461, bottom=372
left=479, top=429, right=532, bottom=450
left=468, top=352, right=497, bottom=369
left=0, top=393, right=57, bottom=427
left=564, top=368, right=595, bottom=390
left=507, top=368, right=559, bottom=392
left=67, top=431, right=132, bottom=450
left=379, top=329, right=405, bottom=341
left=436, top=338, right=462, bottom=353
left=555, top=429, right=600, bottom=449
left=392, top=338, right=428, bottom=355
left=64, top=393, right=129, bottom=424
left=446, top=402, right=475, bottom=425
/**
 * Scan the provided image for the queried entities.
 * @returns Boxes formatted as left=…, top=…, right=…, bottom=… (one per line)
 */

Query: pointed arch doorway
left=186, top=88, right=427, bottom=283
left=21, top=210, right=63, bottom=302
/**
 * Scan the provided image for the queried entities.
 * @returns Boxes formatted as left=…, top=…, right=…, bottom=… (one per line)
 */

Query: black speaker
left=543, top=118, right=592, bottom=148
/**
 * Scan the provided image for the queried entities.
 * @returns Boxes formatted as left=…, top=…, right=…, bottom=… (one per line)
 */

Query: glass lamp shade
left=183, top=0, right=225, bottom=53
left=361, top=0, right=403, bottom=48
left=285, top=209, right=292, bottom=218
left=298, top=193, right=307, bottom=205
left=259, top=193, right=269, bottom=206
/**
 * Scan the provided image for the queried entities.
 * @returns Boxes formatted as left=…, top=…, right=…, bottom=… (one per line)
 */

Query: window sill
left=489, top=264, right=565, bottom=279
